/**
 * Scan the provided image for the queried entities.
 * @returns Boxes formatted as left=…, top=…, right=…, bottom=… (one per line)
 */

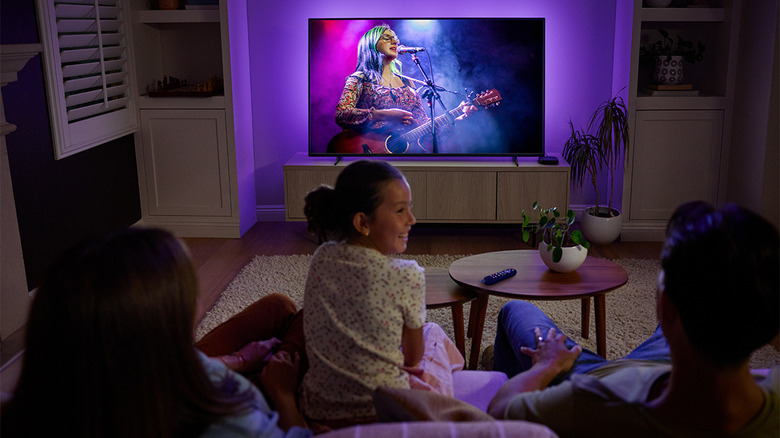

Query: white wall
left=727, top=0, right=779, bottom=226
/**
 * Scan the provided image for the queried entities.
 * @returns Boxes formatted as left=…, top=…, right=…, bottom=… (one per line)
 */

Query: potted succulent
left=639, top=29, right=705, bottom=85
left=521, top=202, right=590, bottom=273
left=563, top=94, right=629, bottom=245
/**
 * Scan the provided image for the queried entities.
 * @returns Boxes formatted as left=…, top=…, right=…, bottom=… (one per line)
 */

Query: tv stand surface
left=283, top=153, right=570, bottom=223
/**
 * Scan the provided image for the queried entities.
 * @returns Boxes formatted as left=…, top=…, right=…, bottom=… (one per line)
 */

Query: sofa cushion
left=452, top=370, right=508, bottom=412
left=316, top=420, right=558, bottom=438
left=373, top=386, right=493, bottom=422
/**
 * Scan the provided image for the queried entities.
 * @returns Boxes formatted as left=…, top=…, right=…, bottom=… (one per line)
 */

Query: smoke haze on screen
left=309, top=18, right=544, bottom=156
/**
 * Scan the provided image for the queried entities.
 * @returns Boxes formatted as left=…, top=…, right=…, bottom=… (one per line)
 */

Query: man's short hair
left=661, top=201, right=779, bottom=365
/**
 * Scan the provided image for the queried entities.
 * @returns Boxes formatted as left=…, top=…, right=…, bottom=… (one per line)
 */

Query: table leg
left=451, top=303, right=466, bottom=359
left=581, top=297, right=590, bottom=339
left=467, top=299, right=477, bottom=338
left=468, top=294, right=489, bottom=370
left=594, top=294, right=606, bottom=358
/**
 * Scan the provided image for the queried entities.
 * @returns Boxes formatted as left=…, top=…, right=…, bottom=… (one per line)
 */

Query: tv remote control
left=482, top=268, right=517, bottom=285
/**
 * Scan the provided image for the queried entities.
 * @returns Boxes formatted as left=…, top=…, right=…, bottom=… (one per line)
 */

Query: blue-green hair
left=354, top=24, right=403, bottom=84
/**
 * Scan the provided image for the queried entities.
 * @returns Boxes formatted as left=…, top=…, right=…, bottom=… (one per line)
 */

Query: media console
left=283, top=153, right=570, bottom=224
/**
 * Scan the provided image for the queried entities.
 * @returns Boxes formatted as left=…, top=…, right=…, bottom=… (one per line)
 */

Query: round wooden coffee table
left=449, top=250, right=628, bottom=369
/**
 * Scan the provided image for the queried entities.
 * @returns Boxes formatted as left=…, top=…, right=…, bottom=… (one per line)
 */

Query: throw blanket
left=404, top=322, right=465, bottom=396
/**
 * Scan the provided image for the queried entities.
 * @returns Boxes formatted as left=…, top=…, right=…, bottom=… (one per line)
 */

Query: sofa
left=317, top=370, right=559, bottom=438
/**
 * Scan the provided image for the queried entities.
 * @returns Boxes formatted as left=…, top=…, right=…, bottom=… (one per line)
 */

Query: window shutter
left=37, top=0, right=137, bottom=159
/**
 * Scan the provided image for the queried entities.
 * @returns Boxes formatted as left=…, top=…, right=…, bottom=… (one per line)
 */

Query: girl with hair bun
left=301, top=160, right=463, bottom=429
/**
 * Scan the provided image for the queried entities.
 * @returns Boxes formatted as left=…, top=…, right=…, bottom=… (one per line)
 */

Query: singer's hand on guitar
left=374, top=108, right=415, bottom=125
left=455, top=101, right=478, bottom=121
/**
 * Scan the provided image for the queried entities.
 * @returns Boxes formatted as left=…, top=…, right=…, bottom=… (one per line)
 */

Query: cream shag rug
left=196, top=255, right=779, bottom=370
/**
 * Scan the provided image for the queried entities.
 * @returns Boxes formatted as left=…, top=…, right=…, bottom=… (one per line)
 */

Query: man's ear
left=352, top=212, right=370, bottom=236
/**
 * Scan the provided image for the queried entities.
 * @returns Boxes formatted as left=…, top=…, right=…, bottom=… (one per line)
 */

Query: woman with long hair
left=1, top=228, right=310, bottom=437
left=335, top=24, right=427, bottom=132
left=329, top=24, right=475, bottom=154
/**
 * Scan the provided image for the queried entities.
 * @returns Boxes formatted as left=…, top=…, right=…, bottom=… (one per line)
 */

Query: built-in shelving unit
left=622, top=1, right=740, bottom=241
left=129, top=0, right=256, bottom=237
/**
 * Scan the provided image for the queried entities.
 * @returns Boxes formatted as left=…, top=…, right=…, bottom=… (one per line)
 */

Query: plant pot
left=654, top=55, right=684, bottom=85
left=582, top=206, right=623, bottom=245
left=538, top=242, right=588, bottom=273
left=158, top=0, right=180, bottom=9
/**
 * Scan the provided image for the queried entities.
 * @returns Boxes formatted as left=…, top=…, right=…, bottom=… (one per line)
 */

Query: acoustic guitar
left=326, top=88, right=502, bottom=154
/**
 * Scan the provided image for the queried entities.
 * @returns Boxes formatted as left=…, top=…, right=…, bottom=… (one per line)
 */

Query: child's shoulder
left=388, top=257, right=424, bottom=275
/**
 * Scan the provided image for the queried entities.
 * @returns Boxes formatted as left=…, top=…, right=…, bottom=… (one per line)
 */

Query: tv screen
left=308, top=18, right=545, bottom=157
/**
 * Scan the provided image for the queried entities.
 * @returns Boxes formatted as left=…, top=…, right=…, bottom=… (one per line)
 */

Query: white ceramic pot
left=582, top=207, right=623, bottom=245
left=538, top=242, right=588, bottom=273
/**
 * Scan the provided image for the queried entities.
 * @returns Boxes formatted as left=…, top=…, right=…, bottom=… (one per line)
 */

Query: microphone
left=397, top=45, right=425, bottom=54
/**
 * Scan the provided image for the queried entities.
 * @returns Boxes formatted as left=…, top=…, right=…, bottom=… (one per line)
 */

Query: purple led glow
left=308, top=18, right=545, bottom=156
left=243, top=1, right=632, bottom=209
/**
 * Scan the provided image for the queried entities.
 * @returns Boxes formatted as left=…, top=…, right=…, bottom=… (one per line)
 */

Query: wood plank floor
left=183, top=221, right=664, bottom=324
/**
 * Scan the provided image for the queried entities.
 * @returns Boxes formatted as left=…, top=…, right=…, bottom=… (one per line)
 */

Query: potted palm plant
left=563, top=94, right=629, bottom=245
left=521, top=202, right=590, bottom=273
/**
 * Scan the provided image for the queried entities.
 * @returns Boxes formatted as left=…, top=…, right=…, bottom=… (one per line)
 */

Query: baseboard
left=256, top=205, right=286, bottom=222
left=570, top=204, right=667, bottom=242
left=569, top=203, right=590, bottom=221
left=134, top=219, right=242, bottom=238
left=620, top=222, right=666, bottom=242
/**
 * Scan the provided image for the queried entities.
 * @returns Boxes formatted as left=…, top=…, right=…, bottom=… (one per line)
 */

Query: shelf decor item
left=654, top=54, right=684, bottom=84
left=645, top=0, right=673, bottom=6
left=148, top=75, right=223, bottom=97
left=157, top=0, right=180, bottom=9
left=639, top=29, right=706, bottom=85
left=562, top=94, right=629, bottom=244
left=520, top=202, right=590, bottom=272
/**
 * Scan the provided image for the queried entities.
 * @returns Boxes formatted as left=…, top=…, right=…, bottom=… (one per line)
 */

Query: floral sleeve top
left=301, top=242, right=426, bottom=421
left=334, top=73, right=428, bottom=131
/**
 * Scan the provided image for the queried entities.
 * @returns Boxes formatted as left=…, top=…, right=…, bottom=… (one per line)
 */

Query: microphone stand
left=409, top=53, right=455, bottom=154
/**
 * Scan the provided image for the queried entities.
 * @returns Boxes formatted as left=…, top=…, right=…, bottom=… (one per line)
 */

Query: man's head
left=660, top=201, right=779, bottom=365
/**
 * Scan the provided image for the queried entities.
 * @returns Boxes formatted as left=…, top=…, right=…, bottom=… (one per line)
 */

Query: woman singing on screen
left=328, top=24, right=473, bottom=154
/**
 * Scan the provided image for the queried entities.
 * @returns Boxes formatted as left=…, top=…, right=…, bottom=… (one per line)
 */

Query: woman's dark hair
left=661, top=201, right=779, bottom=366
left=1, top=228, right=253, bottom=437
left=304, top=160, right=406, bottom=241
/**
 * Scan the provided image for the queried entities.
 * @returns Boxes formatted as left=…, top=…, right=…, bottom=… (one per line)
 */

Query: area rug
left=195, top=254, right=780, bottom=370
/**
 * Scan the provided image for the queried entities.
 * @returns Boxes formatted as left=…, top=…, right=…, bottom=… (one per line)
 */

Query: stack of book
left=641, top=83, right=700, bottom=96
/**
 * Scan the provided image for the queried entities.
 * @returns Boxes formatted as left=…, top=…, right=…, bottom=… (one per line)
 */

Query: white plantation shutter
left=37, top=0, right=137, bottom=159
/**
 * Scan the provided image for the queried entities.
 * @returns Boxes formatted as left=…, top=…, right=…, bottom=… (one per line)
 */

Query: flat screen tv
left=309, top=18, right=545, bottom=157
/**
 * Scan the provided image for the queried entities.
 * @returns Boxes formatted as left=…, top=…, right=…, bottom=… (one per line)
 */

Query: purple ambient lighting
left=308, top=18, right=545, bottom=157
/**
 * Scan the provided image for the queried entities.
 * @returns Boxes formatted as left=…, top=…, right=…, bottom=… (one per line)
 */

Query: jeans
left=492, top=300, right=670, bottom=383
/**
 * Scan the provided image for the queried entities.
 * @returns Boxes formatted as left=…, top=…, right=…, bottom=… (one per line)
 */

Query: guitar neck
left=402, top=106, right=467, bottom=142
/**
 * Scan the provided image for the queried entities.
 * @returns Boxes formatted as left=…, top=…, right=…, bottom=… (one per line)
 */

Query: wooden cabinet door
left=139, top=109, right=231, bottom=217
left=425, top=171, right=496, bottom=221
left=629, top=110, right=723, bottom=221
left=283, top=168, right=340, bottom=220
left=497, top=171, right=569, bottom=221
